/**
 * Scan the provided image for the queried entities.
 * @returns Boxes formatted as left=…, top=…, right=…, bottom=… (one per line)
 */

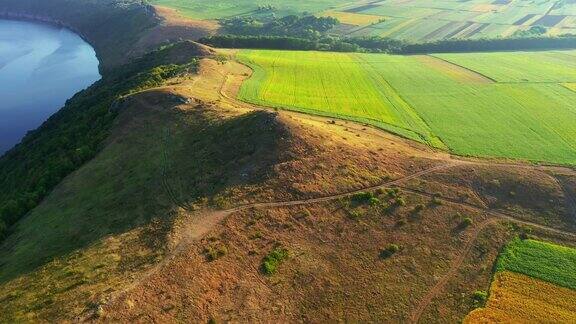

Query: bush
left=262, top=247, right=289, bottom=275
left=351, top=191, right=375, bottom=204
left=430, top=196, right=443, bottom=206
left=395, top=197, right=407, bottom=207
left=369, top=197, right=381, bottom=206
left=348, top=210, right=362, bottom=219
left=461, top=217, right=474, bottom=228
left=386, top=188, right=399, bottom=198
left=413, top=204, right=425, bottom=214
left=380, top=244, right=400, bottom=259
left=205, top=244, right=228, bottom=261
left=472, top=290, right=488, bottom=307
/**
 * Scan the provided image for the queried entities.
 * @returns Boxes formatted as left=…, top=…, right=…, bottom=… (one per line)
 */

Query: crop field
left=150, top=0, right=576, bottom=40
left=148, top=0, right=351, bottom=20
left=465, top=271, right=576, bottom=323
left=496, top=238, right=576, bottom=290
left=319, top=11, right=384, bottom=26
left=464, top=239, right=576, bottom=323
left=237, top=49, right=576, bottom=165
left=435, top=51, right=576, bottom=82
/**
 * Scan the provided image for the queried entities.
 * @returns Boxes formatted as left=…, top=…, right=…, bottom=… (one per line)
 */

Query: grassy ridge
left=496, top=238, right=576, bottom=290
left=237, top=49, right=576, bottom=165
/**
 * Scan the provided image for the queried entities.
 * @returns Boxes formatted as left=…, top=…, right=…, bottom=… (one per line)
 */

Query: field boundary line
left=409, top=218, right=499, bottom=324
left=427, top=55, right=497, bottom=83
left=353, top=53, right=448, bottom=149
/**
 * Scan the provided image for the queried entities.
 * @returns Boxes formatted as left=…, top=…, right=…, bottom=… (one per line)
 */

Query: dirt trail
left=225, top=162, right=459, bottom=212
left=409, top=218, right=499, bottom=324
left=552, top=176, right=576, bottom=221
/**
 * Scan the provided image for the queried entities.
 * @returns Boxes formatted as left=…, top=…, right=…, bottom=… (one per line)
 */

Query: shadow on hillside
left=0, top=90, right=287, bottom=284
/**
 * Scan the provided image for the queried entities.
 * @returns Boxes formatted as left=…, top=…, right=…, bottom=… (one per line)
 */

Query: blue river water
left=0, top=19, right=100, bottom=155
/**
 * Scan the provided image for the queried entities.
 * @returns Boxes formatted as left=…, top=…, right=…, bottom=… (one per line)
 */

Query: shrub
left=430, top=196, right=443, bottom=206
left=351, top=191, right=374, bottom=204
left=461, top=217, right=473, bottom=228
left=472, top=290, right=488, bottom=307
left=413, top=204, right=425, bottom=214
left=386, top=188, right=399, bottom=198
left=348, top=210, right=362, bottom=219
left=250, top=231, right=263, bottom=240
left=262, top=247, right=289, bottom=275
left=205, top=244, right=228, bottom=261
left=395, top=197, right=406, bottom=207
left=380, top=244, right=400, bottom=259
left=369, top=197, right=381, bottom=206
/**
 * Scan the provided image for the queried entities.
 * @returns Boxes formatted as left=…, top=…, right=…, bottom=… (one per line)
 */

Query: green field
left=237, top=49, right=576, bottom=165
left=151, top=0, right=576, bottom=40
left=496, top=238, right=576, bottom=290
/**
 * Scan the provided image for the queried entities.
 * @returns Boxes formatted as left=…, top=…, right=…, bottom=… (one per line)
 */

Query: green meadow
left=237, top=50, right=576, bottom=165
left=496, top=238, right=576, bottom=290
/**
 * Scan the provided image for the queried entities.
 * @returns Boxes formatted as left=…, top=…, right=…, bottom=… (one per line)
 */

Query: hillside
left=1, top=1, right=576, bottom=322
left=1, top=57, right=575, bottom=322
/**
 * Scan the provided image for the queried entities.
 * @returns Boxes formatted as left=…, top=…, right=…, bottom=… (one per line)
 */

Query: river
left=0, top=19, right=100, bottom=155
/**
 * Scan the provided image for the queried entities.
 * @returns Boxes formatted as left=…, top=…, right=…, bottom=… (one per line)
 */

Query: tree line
left=200, top=34, right=576, bottom=54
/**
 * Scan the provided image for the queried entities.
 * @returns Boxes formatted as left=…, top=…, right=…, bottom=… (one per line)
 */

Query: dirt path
left=409, top=218, right=499, bottom=324
left=225, top=162, right=459, bottom=212
left=552, top=176, right=576, bottom=221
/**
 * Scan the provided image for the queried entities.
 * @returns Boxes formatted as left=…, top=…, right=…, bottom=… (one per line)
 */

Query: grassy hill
left=1, top=56, right=575, bottom=322
left=0, top=41, right=210, bottom=260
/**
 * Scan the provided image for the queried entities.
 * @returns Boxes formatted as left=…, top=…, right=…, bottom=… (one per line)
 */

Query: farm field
left=148, top=0, right=351, bottom=20
left=150, top=0, right=576, bottom=40
left=237, top=49, right=576, bottom=165
left=465, top=271, right=576, bottom=323
left=465, top=239, right=576, bottom=323
left=496, top=238, right=576, bottom=290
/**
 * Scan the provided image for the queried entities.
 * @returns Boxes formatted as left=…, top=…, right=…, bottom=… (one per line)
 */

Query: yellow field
left=417, top=56, right=493, bottom=84
left=472, top=4, right=500, bottom=12
left=564, top=83, right=576, bottom=92
left=321, top=10, right=384, bottom=26
left=465, top=271, right=576, bottom=323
